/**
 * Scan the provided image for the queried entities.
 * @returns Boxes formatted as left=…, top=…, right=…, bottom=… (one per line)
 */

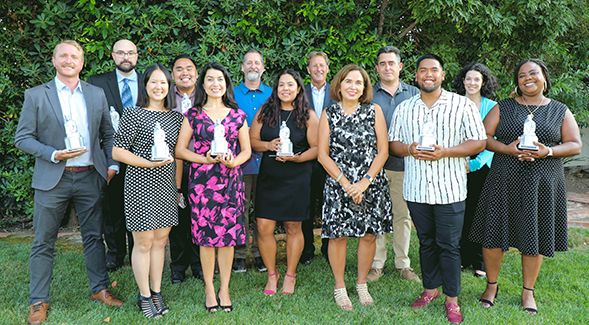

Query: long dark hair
left=136, top=64, right=176, bottom=110
left=513, top=58, right=552, bottom=96
left=257, top=69, right=310, bottom=129
left=194, top=62, right=239, bottom=112
left=451, top=62, right=499, bottom=99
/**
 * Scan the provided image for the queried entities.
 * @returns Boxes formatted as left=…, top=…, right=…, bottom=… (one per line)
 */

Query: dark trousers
left=460, top=165, right=489, bottom=271
left=302, top=161, right=329, bottom=259
left=30, top=169, right=110, bottom=304
left=169, top=164, right=201, bottom=274
left=234, top=174, right=260, bottom=259
left=103, top=164, right=133, bottom=265
left=407, top=200, right=465, bottom=297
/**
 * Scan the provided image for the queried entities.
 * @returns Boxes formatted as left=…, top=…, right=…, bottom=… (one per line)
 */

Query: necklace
left=279, top=109, right=294, bottom=125
left=521, top=96, right=545, bottom=118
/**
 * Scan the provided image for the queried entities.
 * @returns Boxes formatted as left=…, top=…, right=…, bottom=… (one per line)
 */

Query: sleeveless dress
left=321, top=103, right=393, bottom=239
left=186, top=107, right=247, bottom=247
left=255, top=109, right=313, bottom=221
left=469, top=98, right=568, bottom=257
left=113, top=107, right=184, bottom=232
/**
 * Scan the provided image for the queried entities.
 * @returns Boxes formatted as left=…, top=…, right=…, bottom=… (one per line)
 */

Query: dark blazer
left=304, top=82, right=336, bottom=114
left=87, top=70, right=141, bottom=115
left=14, top=79, right=115, bottom=191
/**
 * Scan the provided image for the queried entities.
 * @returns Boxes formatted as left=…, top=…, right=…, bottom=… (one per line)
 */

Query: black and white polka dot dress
left=469, top=98, right=568, bottom=257
left=113, top=107, right=184, bottom=232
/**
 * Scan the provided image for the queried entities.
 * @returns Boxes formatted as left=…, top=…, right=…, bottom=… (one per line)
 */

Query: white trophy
left=181, top=93, right=191, bottom=114
left=518, top=115, right=539, bottom=151
left=277, top=121, right=294, bottom=156
left=151, top=122, right=169, bottom=161
left=109, top=106, right=120, bottom=132
left=210, top=118, right=228, bottom=156
left=416, top=118, right=436, bottom=151
left=64, top=117, right=86, bottom=152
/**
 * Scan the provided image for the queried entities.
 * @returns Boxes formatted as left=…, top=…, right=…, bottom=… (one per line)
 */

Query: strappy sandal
left=479, top=281, right=498, bottom=308
left=263, top=271, right=280, bottom=295
left=205, top=294, right=219, bottom=313
left=217, top=290, right=233, bottom=312
left=282, top=274, right=297, bottom=295
left=522, top=286, right=537, bottom=315
left=356, top=283, right=374, bottom=306
left=150, top=289, right=169, bottom=315
left=334, top=287, right=353, bottom=311
left=137, top=294, right=162, bottom=319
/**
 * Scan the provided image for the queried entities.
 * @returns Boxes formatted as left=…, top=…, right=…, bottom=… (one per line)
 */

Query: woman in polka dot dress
left=113, top=64, right=183, bottom=318
left=469, top=59, right=582, bottom=315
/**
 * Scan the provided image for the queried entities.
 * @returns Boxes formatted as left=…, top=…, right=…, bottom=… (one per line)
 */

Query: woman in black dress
left=470, top=59, right=582, bottom=314
left=250, top=69, right=319, bottom=295
left=113, top=64, right=183, bottom=319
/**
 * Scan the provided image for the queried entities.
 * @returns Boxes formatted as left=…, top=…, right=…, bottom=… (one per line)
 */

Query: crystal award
left=518, top=115, right=539, bottom=151
left=277, top=121, right=294, bottom=156
left=416, top=118, right=435, bottom=151
left=210, top=118, right=228, bottom=156
left=64, top=117, right=86, bottom=152
left=151, top=122, right=169, bottom=161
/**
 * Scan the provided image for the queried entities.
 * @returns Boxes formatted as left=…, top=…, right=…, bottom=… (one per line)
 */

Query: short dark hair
left=330, top=64, right=373, bottom=104
left=136, top=64, right=176, bottom=111
left=513, top=58, right=552, bottom=96
left=171, top=54, right=197, bottom=71
left=194, top=62, right=239, bottom=112
left=451, top=62, right=499, bottom=98
left=242, top=49, right=264, bottom=65
left=257, top=69, right=310, bottom=129
left=416, top=54, right=444, bottom=71
left=376, top=46, right=401, bottom=64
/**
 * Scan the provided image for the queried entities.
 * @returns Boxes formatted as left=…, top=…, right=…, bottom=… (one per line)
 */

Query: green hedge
left=1, top=0, right=587, bottom=225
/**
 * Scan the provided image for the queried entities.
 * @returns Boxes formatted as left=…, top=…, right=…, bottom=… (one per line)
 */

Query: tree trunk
left=377, top=0, right=388, bottom=37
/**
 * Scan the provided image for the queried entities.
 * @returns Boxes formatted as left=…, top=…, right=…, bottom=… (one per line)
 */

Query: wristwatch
left=364, top=174, right=373, bottom=183
left=546, top=147, right=553, bottom=157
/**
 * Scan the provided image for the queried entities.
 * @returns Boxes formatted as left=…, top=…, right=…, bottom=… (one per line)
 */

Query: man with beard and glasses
left=389, top=54, right=486, bottom=324
left=232, top=49, right=271, bottom=273
left=87, top=39, right=140, bottom=272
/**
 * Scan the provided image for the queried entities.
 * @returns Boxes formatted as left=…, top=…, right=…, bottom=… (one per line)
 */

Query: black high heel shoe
left=522, top=286, right=538, bottom=315
left=217, top=289, right=233, bottom=312
left=205, top=293, right=219, bottom=313
left=137, top=294, right=162, bottom=319
left=150, top=289, right=169, bottom=315
left=479, top=281, right=498, bottom=308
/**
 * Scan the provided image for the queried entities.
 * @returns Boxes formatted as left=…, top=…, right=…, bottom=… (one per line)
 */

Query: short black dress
left=469, top=98, right=568, bottom=257
left=255, top=109, right=313, bottom=221
left=321, top=103, right=392, bottom=239
left=114, top=107, right=184, bottom=232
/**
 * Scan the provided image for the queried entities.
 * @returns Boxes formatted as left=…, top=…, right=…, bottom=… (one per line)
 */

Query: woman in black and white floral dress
left=317, top=64, right=392, bottom=311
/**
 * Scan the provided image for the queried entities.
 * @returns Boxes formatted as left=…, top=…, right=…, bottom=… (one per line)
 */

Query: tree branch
left=377, top=0, right=388, bottom=38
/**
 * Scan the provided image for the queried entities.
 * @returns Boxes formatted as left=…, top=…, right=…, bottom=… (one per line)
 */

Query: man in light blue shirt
left=233, top=49, right=272, bottom=273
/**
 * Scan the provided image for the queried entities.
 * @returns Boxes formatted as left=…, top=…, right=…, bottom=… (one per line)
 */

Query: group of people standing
left=15, top=38, right=582, bottom=325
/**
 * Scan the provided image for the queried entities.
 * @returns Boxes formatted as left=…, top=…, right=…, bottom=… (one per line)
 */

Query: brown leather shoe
left=28, top=302, right=48, bottom=324
left=91, top=289, right=124, bottom=307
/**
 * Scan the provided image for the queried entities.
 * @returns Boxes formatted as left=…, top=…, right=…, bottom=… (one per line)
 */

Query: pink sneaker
left=411, top=291, right=440, bottom=308
left=445, top=302, right=463, bottom=324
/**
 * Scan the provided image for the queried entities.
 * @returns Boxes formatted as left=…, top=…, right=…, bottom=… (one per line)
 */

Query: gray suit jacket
left=14, top=79, right=116, bottom=191
left=304, top=82, right=336, bottom=114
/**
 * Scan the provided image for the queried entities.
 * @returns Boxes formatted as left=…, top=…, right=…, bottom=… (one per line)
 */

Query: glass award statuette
left=151, top=122, right=170, bottom=161
left=64, top=117, right=86, bottom=152
left=518, top=115, right=539, bottom=151
left=210, top=118, right=229, bottom=156
left=109, top=106, right=120, bottom=132
left=416, top=118, right=436, bottom=151
left=181, top=93, right=191, bottom=114
left=277, top=121, right=294, bottom=156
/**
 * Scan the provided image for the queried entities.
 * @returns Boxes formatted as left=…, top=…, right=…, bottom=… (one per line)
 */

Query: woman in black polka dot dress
left=469, top=59, right=582, bottom=315
left=113, top=64, right=183, bottom=319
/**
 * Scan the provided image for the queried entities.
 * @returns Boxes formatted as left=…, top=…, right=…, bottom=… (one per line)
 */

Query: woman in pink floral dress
left=175, top=62, right=251, bottom=313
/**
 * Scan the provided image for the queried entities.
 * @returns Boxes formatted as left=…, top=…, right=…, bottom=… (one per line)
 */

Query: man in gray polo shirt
left=367, top=46, right=421, bottom=282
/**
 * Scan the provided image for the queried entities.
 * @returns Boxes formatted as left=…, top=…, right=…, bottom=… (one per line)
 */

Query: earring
left=514, top=85, right=519, bottom=95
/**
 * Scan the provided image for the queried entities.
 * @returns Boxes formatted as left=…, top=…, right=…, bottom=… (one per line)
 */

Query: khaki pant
left=371, top=170, right=412, bottom=269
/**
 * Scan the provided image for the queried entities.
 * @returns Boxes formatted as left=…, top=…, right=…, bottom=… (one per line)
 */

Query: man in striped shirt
left=389, top=54, right=486, bottom=324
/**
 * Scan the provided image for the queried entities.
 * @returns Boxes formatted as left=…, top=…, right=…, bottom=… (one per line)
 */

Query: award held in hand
left=277, top=121, right=294, bottom=156
left=210, top=118, right=228, bottom=157
left=518, top=115, right=539, bottom=151
left=64, top=117, right=86, bottom=152
left=416, top=118, right=435, bottom=151
left=151, top=122, right=169, bottom=161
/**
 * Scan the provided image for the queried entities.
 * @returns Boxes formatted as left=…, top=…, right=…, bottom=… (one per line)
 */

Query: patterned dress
left=113, top=107, right=184, bottom=232
left=469, top=98, right=568, bottom=257
left=186, top=107, right=247, bottom=247
left=321, top=103, right=393, bottom=238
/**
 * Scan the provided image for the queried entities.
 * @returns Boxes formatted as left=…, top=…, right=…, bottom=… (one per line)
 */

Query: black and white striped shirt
left=389, top=90, right=486, bottom=204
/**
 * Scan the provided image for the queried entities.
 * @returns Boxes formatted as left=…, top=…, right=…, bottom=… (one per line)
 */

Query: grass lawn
left=1, top=228, right=588, bottom=324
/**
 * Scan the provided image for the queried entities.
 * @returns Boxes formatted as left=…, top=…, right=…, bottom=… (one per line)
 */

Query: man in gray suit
left=15, top=40, right=123, bottom=324
left=300, top=51, right=336, bottom=265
